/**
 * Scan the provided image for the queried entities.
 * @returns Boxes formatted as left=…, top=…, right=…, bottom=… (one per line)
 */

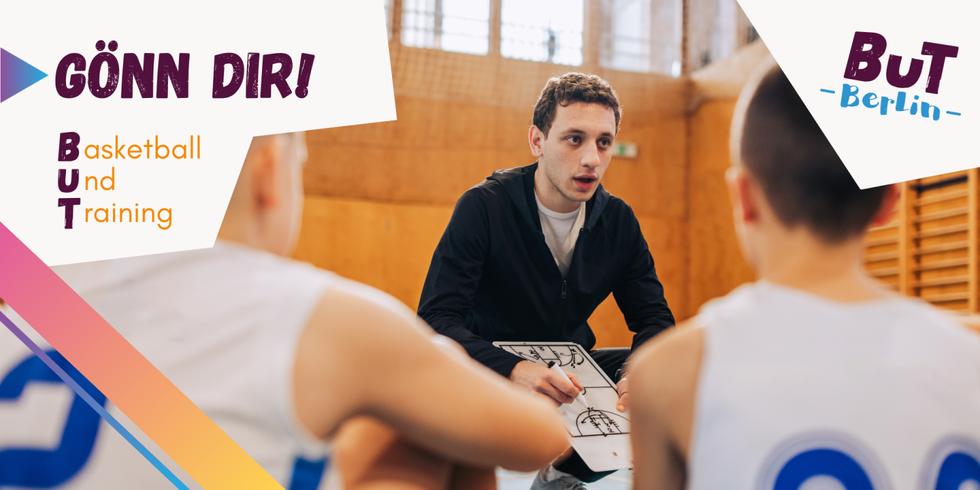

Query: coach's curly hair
left=532, top=73, right=621, bottom=136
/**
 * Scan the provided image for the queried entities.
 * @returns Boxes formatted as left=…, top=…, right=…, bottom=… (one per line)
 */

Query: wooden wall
left=683, top=42, right=771, bottom=316
left=864, top=170, right=980, bottom=313
left=686, top=98, right=755, bottom=314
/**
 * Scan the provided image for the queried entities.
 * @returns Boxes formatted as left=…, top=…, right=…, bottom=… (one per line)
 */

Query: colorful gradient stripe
left=0, top=310, right=190, bottom=489
left=0, top=221, right=285, bottom=490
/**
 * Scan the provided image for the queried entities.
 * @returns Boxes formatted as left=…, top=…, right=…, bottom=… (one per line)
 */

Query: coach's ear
left=870, top=184, right=900, bottom=228
left=528, top=125, right=546, bottom=158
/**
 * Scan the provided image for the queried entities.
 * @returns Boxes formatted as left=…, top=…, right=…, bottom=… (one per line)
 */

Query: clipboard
left=493, top=341, right=632, bottom=472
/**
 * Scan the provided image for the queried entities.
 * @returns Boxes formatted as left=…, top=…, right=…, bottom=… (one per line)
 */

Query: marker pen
left=547, top=361, right=588, bottom=407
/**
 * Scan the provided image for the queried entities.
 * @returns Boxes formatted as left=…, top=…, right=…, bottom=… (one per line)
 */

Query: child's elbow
left=510, top=416, right=569, bottom=472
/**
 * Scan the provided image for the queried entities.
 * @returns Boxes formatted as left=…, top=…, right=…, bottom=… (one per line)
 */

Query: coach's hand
left=509, top=361, right=583, bottom=406
left=616, top=377, right=629, bottom=412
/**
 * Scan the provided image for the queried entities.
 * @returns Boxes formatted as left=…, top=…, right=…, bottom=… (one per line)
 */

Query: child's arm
left=293, top=280, right=569, bottom=472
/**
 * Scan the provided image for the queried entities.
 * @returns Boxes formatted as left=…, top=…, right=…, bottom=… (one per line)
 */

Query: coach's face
left=530, top=102, right=616, bottom=213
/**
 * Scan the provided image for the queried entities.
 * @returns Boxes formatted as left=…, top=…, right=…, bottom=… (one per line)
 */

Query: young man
left=628, top=62, right=980, bottom=489
left=0, top=133, right=569, bottom=489
left=418, top=73, right=675, bottom=488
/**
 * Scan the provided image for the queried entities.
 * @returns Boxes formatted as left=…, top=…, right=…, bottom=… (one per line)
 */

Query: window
left=686, top=0, right=755, bottom=71
left=391, top=0, right=751, bottom=73
left=599, top=0, right=682, bottom=76
left=401, top=0, right=491, bottom=55
left=501, top=0, right=584, bottom=66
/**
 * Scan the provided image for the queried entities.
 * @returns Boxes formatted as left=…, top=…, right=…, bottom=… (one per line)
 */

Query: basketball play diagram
left=493, top=342, right=632, bottom=471
left=577, top=408, right=629, bottom=437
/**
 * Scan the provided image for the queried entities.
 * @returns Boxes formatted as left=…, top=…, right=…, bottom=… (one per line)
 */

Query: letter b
left=59, top=132, right=80, bottom=162
left=843, top=31, right=887, bottom=82
left=841, top=84, right=860, bottom=108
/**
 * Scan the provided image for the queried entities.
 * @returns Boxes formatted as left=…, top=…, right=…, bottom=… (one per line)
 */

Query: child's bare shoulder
left=630, top=319, right=705, bottom=455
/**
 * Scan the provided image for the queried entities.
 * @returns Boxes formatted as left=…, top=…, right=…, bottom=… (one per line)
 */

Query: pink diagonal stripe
left=0, top=221, right=284, bottom=490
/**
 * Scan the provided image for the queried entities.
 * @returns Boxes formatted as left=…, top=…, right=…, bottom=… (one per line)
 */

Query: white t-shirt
left=535, top=193, right=586, bottom=277
left=688, top=280, right=980, bottom=490
left=0, top=242, right=359, bottom=489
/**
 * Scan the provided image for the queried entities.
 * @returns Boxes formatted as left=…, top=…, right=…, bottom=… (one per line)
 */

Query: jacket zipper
left=557, top=279, right=568, bottom=337
left=557, top=227, right=585, bottom=334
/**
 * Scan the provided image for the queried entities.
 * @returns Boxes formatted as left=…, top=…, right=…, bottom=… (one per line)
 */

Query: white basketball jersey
left=0, top=242, right=344, bottom=489
left=689, top=281, right=980, bottom=490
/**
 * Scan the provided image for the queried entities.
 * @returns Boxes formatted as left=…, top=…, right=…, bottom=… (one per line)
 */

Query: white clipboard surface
left=493, top=341, right=631, bottom=472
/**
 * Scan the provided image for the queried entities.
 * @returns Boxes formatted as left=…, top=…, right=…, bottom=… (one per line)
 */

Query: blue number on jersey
left=774, top=448, right=874, bottom=490
left=288, top=456, right=327, bottom=490
left=0, top=350, right=107, bottom=488
left=935, top=452, right=980, bottom=490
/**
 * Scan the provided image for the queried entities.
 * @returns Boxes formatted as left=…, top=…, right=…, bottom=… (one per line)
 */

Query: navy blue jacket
left=418, top=163, right=675, bottom=377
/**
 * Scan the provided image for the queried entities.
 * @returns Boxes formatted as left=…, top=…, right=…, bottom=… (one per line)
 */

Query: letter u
left=58, top=169, right=79, bottom=193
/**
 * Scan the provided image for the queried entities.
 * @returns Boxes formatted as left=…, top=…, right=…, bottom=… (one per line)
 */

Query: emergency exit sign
left=613, top=142, right=637, bottom=158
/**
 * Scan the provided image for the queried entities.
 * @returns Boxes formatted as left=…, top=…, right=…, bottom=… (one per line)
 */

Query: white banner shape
left=737, top=0, right=979, bottom=189
left=0, top=0, right=396, bottom=264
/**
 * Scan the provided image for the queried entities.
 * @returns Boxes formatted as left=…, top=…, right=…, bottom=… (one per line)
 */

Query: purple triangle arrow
left=1, top=48, right=48, bottom=103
